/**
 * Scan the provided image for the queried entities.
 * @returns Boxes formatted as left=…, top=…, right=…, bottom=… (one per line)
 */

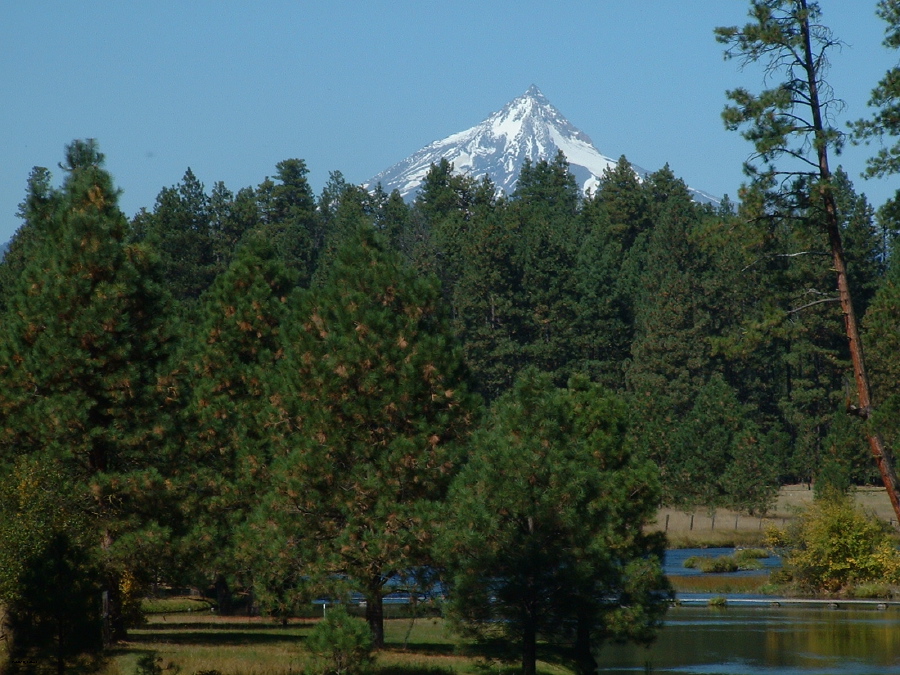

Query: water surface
left=596, top=605, right=900, bottom=675
left=663, top=548, right=781, bottom=577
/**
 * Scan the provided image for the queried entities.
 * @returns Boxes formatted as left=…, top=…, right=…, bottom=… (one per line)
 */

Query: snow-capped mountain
left=366, top=85, right=719, bottom=205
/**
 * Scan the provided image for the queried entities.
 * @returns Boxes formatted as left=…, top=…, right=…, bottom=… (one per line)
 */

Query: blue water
left=664, top=548, right=782, bottom=577
left=600, top=550, right=900, bottom=674
left=596, top=605, right=900, bottom=675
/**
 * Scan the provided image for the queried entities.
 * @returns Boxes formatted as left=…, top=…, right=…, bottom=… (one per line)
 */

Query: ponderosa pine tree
left=136, top=168, right=217, bottom=304
left=208, top=181, right=260, bottom=275
left=255, top=159, right=321, bottom=285
left=175, top=233, right=296, bottom=613
left=717, top=1, right=900, bottom=520
left=439, top=369, right=669, bottom=675
left=0, top=168, right=60, bottom=313
left=625, top=168, right=709, bottom=497
left=851, top=0, right=900, bottom=179
left=573, top=157, right=648, bottom=389
left=0, top=140, right=173, bottom=643
left=255, top=222, right=476, bottom=646
left=508, top=153, right=585, bottom=382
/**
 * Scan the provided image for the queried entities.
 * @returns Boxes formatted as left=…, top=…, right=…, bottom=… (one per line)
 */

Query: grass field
left=99, top=615, right=570, bottom=675
left=651, top=484, right=898, bottom=547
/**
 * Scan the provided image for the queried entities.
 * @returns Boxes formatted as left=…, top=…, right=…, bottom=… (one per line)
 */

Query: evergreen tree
left=256, top=159, right=321, bottom=285
left=313, top=184, right=377, bottom=285
left=0, top=140, right=173, bottom=642
left=717, top=1, right=900, bottom=519
left=671, top=375, right=778, bottom=513
left=372, top=186, right=415, bottom=261
left=863, top=245, right=900, bottom=474
left=175, top=233, right=296, bottom=612
left=625, top=168, right=709, bottom=496
left=138, top=168, right=217, bottom=303
left=833, top=169, right=883, bottom=319
left=208, top=181, right=259, bottom=274
left=255, top=223, right=477, bottom=646
left=412, top=159, right=483, bottom=288
left=508, top=153, right=585, bottom=382
left=0, top=167, right=61, bottom=312
left=318, top=169, right=350, bottom=241
left=572, top=157, right=648, bottom=389
left=448, top=194, right=525, bottom=401
left=597, top=156, right=652, bottom=251
left=850, top=0, right=900, bottom=178
left=439, top=369, right=669, bottom=675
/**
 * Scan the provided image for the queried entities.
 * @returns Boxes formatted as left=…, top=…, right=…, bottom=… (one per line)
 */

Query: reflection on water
left=596, top=606, right=900, bottom=674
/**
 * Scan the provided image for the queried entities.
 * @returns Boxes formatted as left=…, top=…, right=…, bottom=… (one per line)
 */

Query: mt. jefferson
left=366, top=85, right=719, bottom=204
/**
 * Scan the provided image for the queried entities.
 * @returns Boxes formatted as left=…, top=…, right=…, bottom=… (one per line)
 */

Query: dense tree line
left=0, top=133, right=892, bottom=672
left=4, top=3, right=900, bottom=672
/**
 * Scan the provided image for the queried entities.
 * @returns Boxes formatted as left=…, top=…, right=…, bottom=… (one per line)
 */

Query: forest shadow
left=128, top=628, right=304, bottom=647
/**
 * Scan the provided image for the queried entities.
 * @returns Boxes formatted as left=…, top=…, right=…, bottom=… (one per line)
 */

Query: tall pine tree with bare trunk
left=716, top=0, right=900, bottom=520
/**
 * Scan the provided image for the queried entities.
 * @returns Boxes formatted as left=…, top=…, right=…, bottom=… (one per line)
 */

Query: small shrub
left=708, top=596, right=728, bottom=608
left=306, top=606, right=374, bottom=675
left=705, top=556, right=739, bottom=573
left=848, top=583, right=895, bottom=599
left=135, top=653, right=181, bottom=675
left=768, top=495, right=900, bottom=593
left=136, top=654, right=164, bottom=675
left=683, top=555, right=738, bottom=573
left=734, top=548, right=768, bottom=561
left=684, top=555, right=703, bottom=570
left=684, top=549, right=769, bottom=574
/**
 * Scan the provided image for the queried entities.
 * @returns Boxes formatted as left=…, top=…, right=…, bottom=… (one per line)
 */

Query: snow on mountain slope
left=365, top=85, right=719, bottom=206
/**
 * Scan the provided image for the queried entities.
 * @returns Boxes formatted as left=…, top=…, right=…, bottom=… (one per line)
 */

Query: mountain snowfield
left=366, top=85, right=719, bottom=205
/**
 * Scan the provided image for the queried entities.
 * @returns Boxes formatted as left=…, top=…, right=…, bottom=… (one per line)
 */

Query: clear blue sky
left=2, top=1, right=898, bottom=244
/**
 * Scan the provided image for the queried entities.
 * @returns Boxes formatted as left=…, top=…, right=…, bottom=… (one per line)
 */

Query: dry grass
left=651, top=484, right=898, bottom=547
left=668, top=574, right=770, bottom=595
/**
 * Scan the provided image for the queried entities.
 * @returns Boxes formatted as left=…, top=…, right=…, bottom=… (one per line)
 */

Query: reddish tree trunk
left=799, top=0, right=900, bottom=523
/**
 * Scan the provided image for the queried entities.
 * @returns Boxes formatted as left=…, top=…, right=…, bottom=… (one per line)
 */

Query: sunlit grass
left=668, top=573, right=771, bottom=595
left=107, top=616, right=313, bottom=675
left=663, top=530, right=767, bottom=549
left=93, top=615, right=572, bottom=675
left=142, top=596, right=217, bottom=614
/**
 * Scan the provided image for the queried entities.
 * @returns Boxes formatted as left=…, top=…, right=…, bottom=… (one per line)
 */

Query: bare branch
left=787, top=296, right=840, bottom=315
left=741, top=250, right=831, bottom=273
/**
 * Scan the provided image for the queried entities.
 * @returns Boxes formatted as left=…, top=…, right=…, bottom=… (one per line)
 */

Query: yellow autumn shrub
left=768, top=495, right=900, bottom=594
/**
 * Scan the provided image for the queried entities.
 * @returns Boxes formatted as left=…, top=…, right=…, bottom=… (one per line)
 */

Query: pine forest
left=5, top=2, right=900, bottom=674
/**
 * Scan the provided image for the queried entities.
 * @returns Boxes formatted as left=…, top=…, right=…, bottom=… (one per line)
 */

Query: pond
left=664, top=548, right=782, bottom=577
left=596, top=603, right=900, bottom=674
left=591, top=549, right=900, bottom=674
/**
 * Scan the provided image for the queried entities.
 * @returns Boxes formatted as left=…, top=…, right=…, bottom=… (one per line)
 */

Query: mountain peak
left=365, top=88, right=719, bottom=205
left=524, top=84, right=546, bottom=99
